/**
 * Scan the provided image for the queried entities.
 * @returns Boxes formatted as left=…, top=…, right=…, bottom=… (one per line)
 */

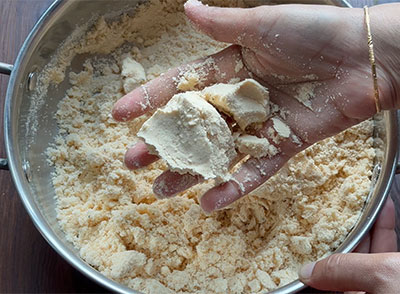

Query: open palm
left=112, top=1, right=392, bottom=212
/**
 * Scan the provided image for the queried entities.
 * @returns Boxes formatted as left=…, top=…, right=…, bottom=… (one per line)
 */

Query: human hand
left=299, top=197, right=399, bottom=294
left=112, top=1, right=399, bottom=212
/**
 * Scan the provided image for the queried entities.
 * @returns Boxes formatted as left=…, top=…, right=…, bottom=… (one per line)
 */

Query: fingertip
left=199, top=193, right=214, bottom=213
left=184, top=1, right=246, bottom=44
left=111, top=106, right=122, bottom=121
left=112, top=95, right=136, bottom=122
left=199, top=181, right=242, bottom=213
left=299, top=253, right=382, bottom=292
left=185, top=2, right=260, bottom=46
left=184, top=0, right=211, bottom=35
left=153, top=172, right=201, bottom=199
left=124, top=141, right=159, bottom=170
left=153, top=175, right=174, bottom=199
left=124, top=145, right=140, bottom=170
left=112, top=88, right=148, bottom=121
left=298, top=261, right=316, bottom=283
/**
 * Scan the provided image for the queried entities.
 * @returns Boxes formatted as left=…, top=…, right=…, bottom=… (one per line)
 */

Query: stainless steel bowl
left=0, top=0, right=398, bottom=293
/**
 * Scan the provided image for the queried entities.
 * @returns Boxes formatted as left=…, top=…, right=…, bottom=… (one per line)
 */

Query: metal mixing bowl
left=0, top=0, right=398, bottom=293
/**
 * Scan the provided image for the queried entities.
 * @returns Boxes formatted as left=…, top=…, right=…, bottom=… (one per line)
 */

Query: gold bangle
left=364, top=6, right=381, bottom=113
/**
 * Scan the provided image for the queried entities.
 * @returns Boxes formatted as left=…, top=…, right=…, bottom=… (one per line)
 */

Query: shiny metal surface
left=0, top=62, right=14, bottom=170
left=333, top=0, right=353, bottom=7
left=27, top=71, right=38, bottom=92
left=0, top=62, right=12, bottom=169
left=2, top=0, right=397, bottom=293
left=0, top=62, right=13, bottom=75
left=0, top=158, right=8, bottom=170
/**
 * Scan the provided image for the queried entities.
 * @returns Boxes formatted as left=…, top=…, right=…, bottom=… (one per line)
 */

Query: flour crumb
left=110, top=250, right=147, bottom=279
left=121, top=54, right=147, bottom=93
left=236, top=135, right=278, bottom=158
left=291, top=133, right=302, bottom=147
left=293, top=82, right=320, bottom=110
left=272, top=117, right=291, bottom=138
left=177, top=70, right=201, bottom=91
left=256, top=269, right=276, bottom=289
left=234, top=59, right=244, bottom=73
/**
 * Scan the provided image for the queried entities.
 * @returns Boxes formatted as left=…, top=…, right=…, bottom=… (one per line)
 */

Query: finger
left=200, top=152, right=292, bottom=213
left=299, top=252, right=400, bottom=293
left=112, top=72, right=178, bottom=122
left=200, top=107, right=312, bottom=213
left=152, top=151, right=246, bottom=199
left=124, top=141, right=159, bottom=170
left=112, top=45, right=250, bottom=121
left=153, top=171, right=202, bottom=199
left=184, top=0, right=259, bottom=47
left=370, top=197, right=397, bottom=253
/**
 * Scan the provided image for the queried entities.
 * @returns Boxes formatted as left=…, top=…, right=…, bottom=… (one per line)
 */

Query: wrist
left=370, top=4, right=400, bottom=110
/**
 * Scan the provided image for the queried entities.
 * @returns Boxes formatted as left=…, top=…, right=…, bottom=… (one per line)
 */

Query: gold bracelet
left=364, top=6, right=381, bottom=113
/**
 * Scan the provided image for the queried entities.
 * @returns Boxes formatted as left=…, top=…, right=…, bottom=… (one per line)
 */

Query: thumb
left=184, top=0, right=261, bottom=46
left=299, top=253, right=400, bottom=293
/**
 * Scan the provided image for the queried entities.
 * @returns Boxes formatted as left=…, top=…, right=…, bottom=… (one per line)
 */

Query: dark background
left=0, top=0, right=398, bottom=292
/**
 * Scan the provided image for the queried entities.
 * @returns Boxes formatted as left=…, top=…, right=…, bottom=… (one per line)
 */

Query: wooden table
left=0, top=0, right=398, bottom=292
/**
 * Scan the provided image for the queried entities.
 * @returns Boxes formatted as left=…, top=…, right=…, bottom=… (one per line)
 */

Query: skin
left=112, top=1, right=400, bottom=292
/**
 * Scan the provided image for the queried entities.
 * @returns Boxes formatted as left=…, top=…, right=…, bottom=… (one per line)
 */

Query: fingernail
left=199, top=181, right=241, bottom=213
left=153, top=178, right=173, bottom=199
left=153, top=173, right=201, bottom=199
left=184, top=0, right=203, bottom=8
left=299, top=262, right=316, bottom=281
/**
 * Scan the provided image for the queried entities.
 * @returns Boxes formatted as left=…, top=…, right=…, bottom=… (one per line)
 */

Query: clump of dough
left=138, top=92, right=236, bottom=181
left=236, top=135, right=278, bottom=158
left=203, top=79, right=270, bottom=130
left=272, top=117, right=291, bottom=138
left=110, top=250, right=147, bottom=279
left=121, top=54, right=146, bottom=93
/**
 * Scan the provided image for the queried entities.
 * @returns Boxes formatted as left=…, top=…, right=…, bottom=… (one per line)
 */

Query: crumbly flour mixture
left=45, top=0, right=375, bottom=293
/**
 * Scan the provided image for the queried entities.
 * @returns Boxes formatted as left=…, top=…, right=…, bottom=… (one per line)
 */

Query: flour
left=272, top=117, right=291, bottom=138
left=236, top=135, right=278, bottom=158
left=176, top=57, right=218, bottom=91
left=44, top=0, right=375, bottom=293
left=293, top=82, right=320, bottom=110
